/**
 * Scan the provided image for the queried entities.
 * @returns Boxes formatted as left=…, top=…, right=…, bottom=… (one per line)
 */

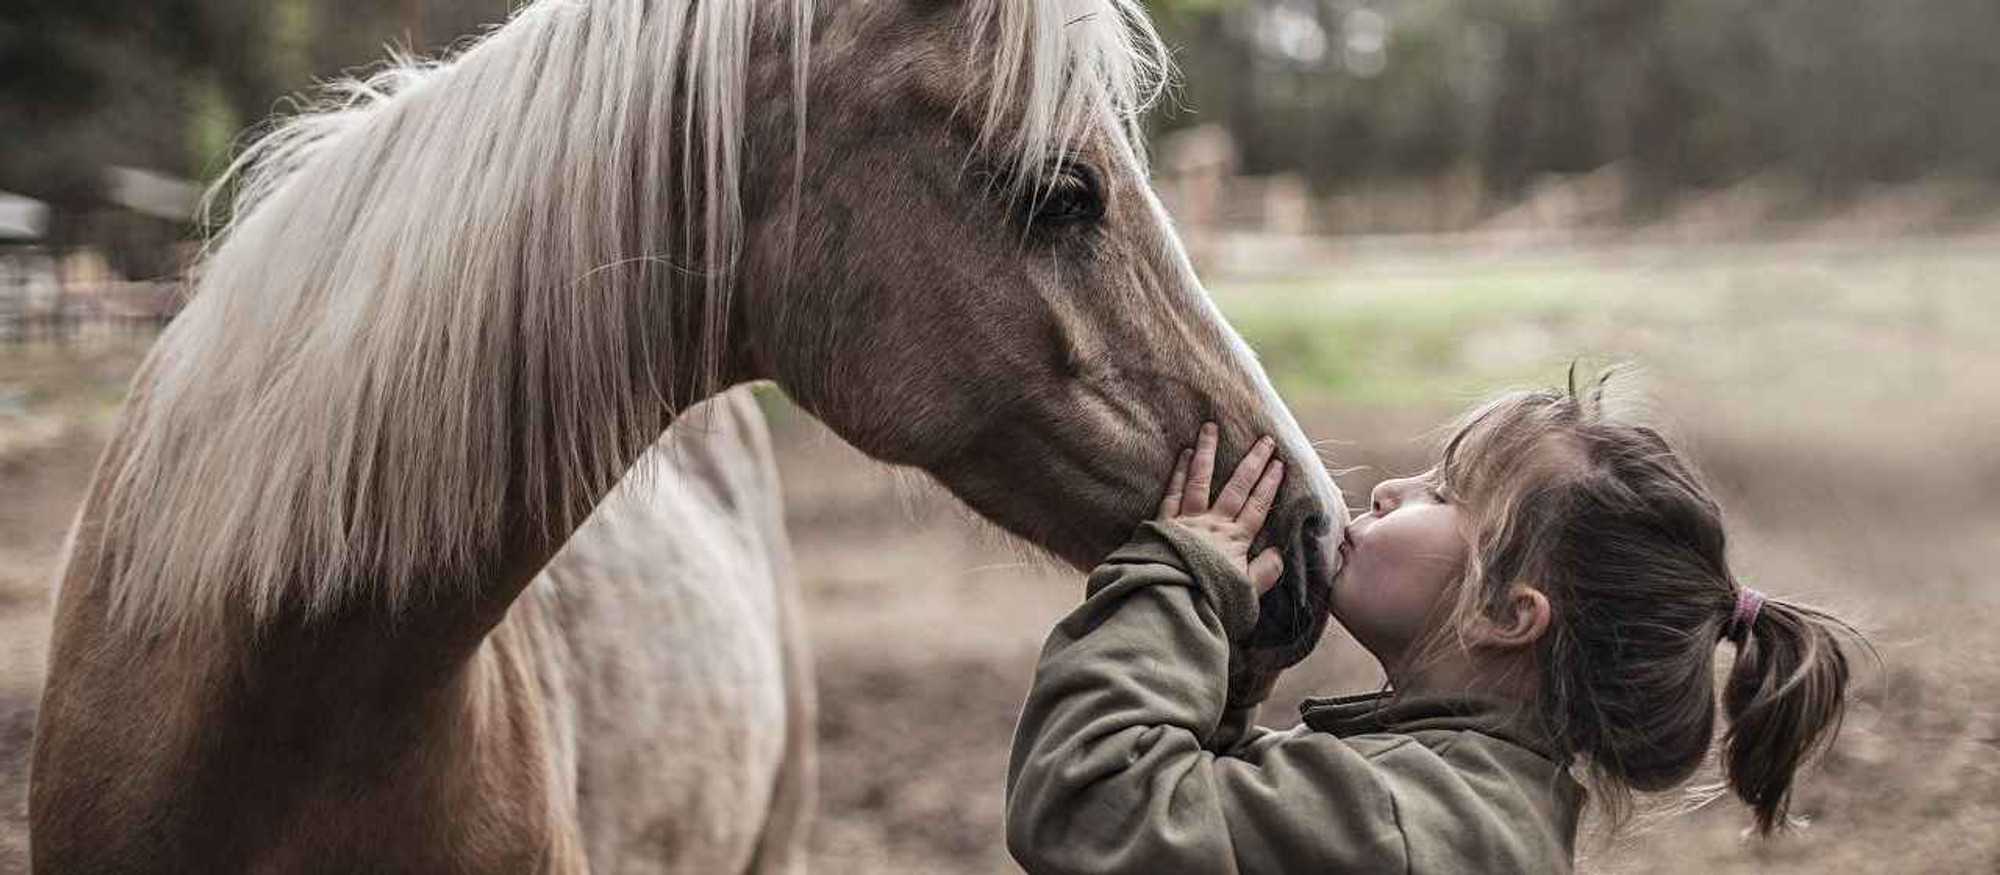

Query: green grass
left=1214, top=264, right=1619, bottom=407
left=1210, top=235, right=2000, bottom=445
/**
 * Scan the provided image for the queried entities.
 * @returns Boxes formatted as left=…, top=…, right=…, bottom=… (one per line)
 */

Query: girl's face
left=1332, top=469, right=1468, bottom=668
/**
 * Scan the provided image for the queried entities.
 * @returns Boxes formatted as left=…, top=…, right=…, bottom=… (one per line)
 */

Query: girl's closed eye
left=1418, top=471, right=1448, bottom=504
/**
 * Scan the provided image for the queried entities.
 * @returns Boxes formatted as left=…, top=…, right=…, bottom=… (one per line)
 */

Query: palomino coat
left=1006, top=521, right=1585, bottom=874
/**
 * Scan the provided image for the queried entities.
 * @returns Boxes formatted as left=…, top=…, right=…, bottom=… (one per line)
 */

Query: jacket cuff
left=1090, top=520, right=1262, bottom=642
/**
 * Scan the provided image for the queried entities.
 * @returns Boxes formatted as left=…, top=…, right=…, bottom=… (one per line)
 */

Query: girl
left=1006, top=374, right=1861, bottom=874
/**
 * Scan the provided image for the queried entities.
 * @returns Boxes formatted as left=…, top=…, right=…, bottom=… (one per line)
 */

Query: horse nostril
left=1302, top=513, right=1331, bottom=540
left=1295, top=512, right=1337, bottom=579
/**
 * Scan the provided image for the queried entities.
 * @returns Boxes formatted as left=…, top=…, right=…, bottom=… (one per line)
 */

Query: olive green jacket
left=1006, top=521, right=1584, bottom=875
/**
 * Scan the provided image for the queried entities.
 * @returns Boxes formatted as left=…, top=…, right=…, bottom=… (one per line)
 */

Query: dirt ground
left=3, top=236, right=1997, bottom=873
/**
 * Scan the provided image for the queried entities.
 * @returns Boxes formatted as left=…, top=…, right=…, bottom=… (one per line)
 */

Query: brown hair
left=1418, top=367, right=1864, bottom=835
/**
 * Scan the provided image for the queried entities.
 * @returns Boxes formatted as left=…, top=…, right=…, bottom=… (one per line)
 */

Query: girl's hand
left=1157, top=423, right=1286, bottom=596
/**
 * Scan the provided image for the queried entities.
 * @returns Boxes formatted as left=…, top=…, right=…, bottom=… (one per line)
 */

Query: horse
left=29, top=0, right=1351, bottom=870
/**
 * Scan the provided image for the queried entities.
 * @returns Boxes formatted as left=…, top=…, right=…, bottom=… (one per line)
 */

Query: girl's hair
left=1418, top=367, right=1864, bottom=835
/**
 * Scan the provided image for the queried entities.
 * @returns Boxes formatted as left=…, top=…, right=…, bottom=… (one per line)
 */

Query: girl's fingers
left=1213, top=435, right=1276, bottom=519
left=1157, top=448, right=1193, bottom=519
left=1181, top=422, right=1219, bottom=514
left=1248, top=547, right=1285, bottom=595
left=1236, top=459, right=1283, bottom=535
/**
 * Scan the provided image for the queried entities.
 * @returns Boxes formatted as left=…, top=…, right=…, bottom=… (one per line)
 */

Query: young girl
left=1006, top=374, right=1861, bottom=874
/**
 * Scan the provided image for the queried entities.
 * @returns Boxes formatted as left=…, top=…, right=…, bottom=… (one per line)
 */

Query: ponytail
left=1720, top=595, right=1857, bottom=834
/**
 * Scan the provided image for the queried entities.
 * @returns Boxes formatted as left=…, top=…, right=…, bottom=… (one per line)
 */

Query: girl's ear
left=1475, top=582, right=1551, bottom=650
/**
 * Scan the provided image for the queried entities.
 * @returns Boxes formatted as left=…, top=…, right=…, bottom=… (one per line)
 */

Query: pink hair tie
left=1727, top=587, right=1767, bottom=642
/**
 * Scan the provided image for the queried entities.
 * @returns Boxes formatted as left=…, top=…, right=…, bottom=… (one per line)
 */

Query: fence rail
left=0, top=247, right=180, bottom=344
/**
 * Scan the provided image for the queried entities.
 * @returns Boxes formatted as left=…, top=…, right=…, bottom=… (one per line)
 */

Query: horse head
left=736, top=0, right=1350, bottom=665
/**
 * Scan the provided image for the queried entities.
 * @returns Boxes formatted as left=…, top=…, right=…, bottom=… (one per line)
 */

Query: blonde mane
left=97, top=0, right=1170, bottom=632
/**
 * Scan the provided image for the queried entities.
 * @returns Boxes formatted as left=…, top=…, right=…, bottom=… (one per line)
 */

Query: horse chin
left=1245, top=513, right=1335, bottom=668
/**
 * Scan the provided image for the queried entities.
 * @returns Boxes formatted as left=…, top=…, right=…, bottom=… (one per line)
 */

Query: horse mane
left=95, top=0, right=1170, bottom=633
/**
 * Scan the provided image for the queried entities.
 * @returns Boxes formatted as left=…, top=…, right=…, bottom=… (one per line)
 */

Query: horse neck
left=40, top=470, right=585, bottom=871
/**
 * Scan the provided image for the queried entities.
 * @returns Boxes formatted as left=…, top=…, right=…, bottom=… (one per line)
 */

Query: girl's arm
left=1005, top=430, right=1407, bottom=874
left=1003, top=519, right=1408, bottom=874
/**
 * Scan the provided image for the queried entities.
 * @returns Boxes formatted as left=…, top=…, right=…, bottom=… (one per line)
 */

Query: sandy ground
left=3, top=237, right=1997, bottom=873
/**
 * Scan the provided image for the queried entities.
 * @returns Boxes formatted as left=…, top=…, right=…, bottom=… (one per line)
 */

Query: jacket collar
left=1298, top=690, right=1565, bottom=763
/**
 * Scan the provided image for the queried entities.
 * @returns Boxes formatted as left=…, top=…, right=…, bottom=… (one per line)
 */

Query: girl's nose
left=1369, top=477, right=1406, bottom=516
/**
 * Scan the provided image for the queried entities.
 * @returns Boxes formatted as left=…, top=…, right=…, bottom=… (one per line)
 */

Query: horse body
left=535, top=390, right=812, bottom=874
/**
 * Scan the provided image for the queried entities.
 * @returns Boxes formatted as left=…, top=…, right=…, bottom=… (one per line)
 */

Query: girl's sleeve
left=1004, top=521, right=1410, bottom=875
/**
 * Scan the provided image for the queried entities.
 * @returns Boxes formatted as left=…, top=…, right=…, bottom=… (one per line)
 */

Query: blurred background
left=3, top=1, right=1996, bottom=872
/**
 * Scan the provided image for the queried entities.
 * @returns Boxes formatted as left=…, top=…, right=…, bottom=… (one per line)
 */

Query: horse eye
left=1026, top=165, right=1103, bottom=227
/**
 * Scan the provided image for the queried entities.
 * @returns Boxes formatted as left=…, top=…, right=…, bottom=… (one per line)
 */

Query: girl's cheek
left=1387, top=580, right=1442, bottom=628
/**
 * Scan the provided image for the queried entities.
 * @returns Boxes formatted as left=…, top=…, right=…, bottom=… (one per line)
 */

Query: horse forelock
left=967, top=0, right=1173, bottom=193
left=94, top=0, right=1173, bottom=635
